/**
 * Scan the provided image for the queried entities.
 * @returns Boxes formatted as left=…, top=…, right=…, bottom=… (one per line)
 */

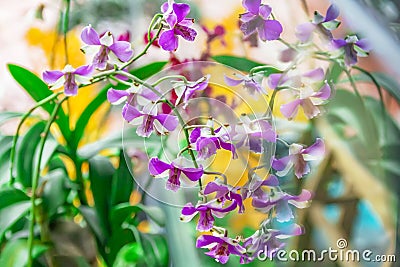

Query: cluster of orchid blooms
left=41, top=0, right=369, bottom=264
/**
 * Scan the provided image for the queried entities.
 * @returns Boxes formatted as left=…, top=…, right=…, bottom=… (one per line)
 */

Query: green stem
left=27, top=96, right=68, bottom=267
left=147, top=13, right=163, bottom=42
left=151, top=75, right=188, bottom=87
left=9, top=92, right=62, bottom=185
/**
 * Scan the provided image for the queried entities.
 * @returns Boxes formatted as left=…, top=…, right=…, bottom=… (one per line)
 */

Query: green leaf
left=88, top=156, right=115, bottom=237
left=0, top=239, right=47, bottom=267
left=212, top=55, right=264, bottom=72
left=7, top=64, right=70, bottom=139
left=0, top=112, right=23, bottom=125
left=0, top=203, right=31, bottom=239
left=42, top=170, right=69, bottom=217
left=0, top=135, right=13, bottom=185
left=114, top=243, right=143, bottom=267
left=130, top=61, right=168, bottom=80
left=15, top=122, right=59, bottom=188
left=139, top=234, right=169, bottom=267
left=328, top=89, right=380, bottom=160
left=15, top=121, right=45, bottom=187
left=79, top=206, right=105, bottom=245
left=327, top=61, right=343, bottom=83
left=111, top=151, right=134, bottom=206
left=111, top=203, right=166, bottom=228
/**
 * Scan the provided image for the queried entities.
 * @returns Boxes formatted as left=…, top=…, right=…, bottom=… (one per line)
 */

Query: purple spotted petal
left=81, top=25, right=101, bottom=45
left=175, top=25, right=197, bottom=42
left=243, top=0, right=262, bottom=15
left=240, top=18, right=259, bottom=36
left=180, top=167, right=203, bottom=181
left=43, top=70, right=64, bottom=84
left=173, top=3, right=190, bottom=23
left=107, top=89, right=130, bottom=104
left=155, top=114, right=179, bottom=131
left=109, top=41, right=133, bottom=62
left=280, top=99, right=302, bottom=119
left=204, top=182, right=229, bottom=199
left=258, top=20, right=283, bottom=41
left=148, top=158, right=172, bottom=175
left=258, top=5, right=272, bottom=20
left=295, top=22, right=316, bottom=42
left=197, top=210, right=215, bottom=231
left=122, top=104, right=143, bottom=122
left=219, top=140, right=237, bottom=159
left=159, top=29, right=179, bottom=51
left=73, top=64, right=93, bottom=76
left=64, top=73, right=78, bottom=96
left=196, top=137, right=219, bottom=159
left=324, top=4, right=340, bottom=22
left=224, top=75, right=244, bottom=86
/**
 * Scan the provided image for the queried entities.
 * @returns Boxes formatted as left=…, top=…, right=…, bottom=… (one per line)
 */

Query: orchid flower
left=252, top=189, right=312, bottom=222
left=204, top=180, right=244, bottom=213
left=43, top=64, right=93, bottom=96
left=239, top=0, right=283, bottom=41
left=272, top=138, right=325, bottom=178
left=196, top=235, right=246, bottom=264
left=159, top=0, right=197, bottom=51
left=224, top=72, right=265, bottom=96
left=81, top=25, right=134, bottom=70
left=232, top=114, right=276, bottom=153
left=296, top=4, right=340, bottom=42
left=181, top=199, right=238, bottom=231
left=332, top=35, right=371, bottom=66
left=148, top=157, right=203, bottom=192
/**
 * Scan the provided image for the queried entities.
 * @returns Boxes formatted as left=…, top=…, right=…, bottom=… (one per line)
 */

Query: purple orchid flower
left=43, top=64, right=93, bottom=96
left=122, top=102, right=178, bottom=137
left=242, top=221, right=303, bottom=263
left=107, top=85, right=159, bottom=106
left=239, top=0, right=283, bottom=41
left=159, top=0, right=197, bottom=51
left=241, top=174, right=279, bottom=200
left=331, top=35, right=371, bottom=66
left=81, top=25, right=134, bottom=70
left=181, top=200, right=238, bottom=231
left=269, top=68, right=331, bottom=120
left=232, top=114, right=276, bottom=153
left=204, top=180, right=244, bottom=213
left=252, top=189, right=312, bottom=222
left=272, top=138, right=325, bottom=178
left=149, top=157, right=203, bottom=192
left=296, top=4, right=340, bottom=42
left=189, top=123, right=237, bottom=160
left=196, top=235, right=246, bottom=264
left=173, top=75, right=210, bottom=108
left=224, top=72, right=265, bottom=95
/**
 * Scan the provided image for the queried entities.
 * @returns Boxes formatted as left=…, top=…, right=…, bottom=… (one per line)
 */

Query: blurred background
left=0, top=0, right=399, bottom=266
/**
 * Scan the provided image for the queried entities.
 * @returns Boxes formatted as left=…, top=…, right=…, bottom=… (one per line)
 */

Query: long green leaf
left=212, top=55, right=264, bottom=72
left=7, top=64, right=70, bottom=139
left=111, top=151, right=134, bottom=206
left=88, top=156, right=115, bottom=238
left=0, top=239, right=47, bottom=267
left=131, top=61, right=168, bottom=80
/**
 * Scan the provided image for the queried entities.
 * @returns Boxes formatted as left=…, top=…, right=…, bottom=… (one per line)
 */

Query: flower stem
left=9, top=92, right=62, bottom=185
left=151, top=75, right=188, bottom=87
left=27, top=96, right=68, bottom=267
